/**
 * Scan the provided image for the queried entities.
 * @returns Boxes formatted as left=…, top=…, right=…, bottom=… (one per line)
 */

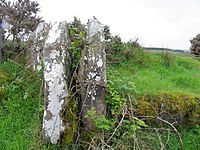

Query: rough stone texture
left=42, top=22, right=69, bottom=144
left=80, top=18, right=106, bottom=130
left=30, top=22, right=48, bottom=70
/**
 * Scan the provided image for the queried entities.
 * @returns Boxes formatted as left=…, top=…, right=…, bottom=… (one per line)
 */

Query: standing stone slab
left=80, top=18, right=106, bottom=130
left=43, top=22, right=69, bottom=144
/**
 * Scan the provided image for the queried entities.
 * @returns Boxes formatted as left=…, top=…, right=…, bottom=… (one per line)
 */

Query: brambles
left=105, top=35, right=123, bottom=55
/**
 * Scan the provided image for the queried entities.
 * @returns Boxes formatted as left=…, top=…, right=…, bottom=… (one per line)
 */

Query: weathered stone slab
left=80, top=18, right=106, bottom=130
left=42, top=22, right=69, bottom=144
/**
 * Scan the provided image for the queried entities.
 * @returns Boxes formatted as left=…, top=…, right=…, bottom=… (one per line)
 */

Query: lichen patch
left=43, top=21, right=69, bottom=144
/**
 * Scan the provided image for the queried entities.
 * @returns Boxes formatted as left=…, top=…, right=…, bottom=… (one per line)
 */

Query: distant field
left=143, top=47, right=190, bottom=54
left=108, top=51, right=200, bottom=97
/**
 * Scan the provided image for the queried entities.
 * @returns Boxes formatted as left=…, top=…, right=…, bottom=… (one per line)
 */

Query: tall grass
left=0, top=62, right=43, bottom=149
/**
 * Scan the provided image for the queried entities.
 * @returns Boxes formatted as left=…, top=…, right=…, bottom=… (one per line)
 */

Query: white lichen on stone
left=88, top=18, right=104, bottom=43
left=34, top=22, right=46, bottom=39
left=43, top=51, right=67, bottom=144
left=92, top=56, right=95, bottom=61
left=88, top=72, right=97, bottom=80
left=2, top=20, right=11, bottom=30
left=43, top=22, right=68, bottom=144
left=84, top=56, right=87, bottom=60
left=31, top=22, right=48, bottom=70
left=95, top=76, right=101, bottom=82
left=92, top=95, right=95, bottom=101
left=45, top=23, right=60, bottom=44
left=84, top=18, right=106, bottom=99
left=97, top=57, right=103, bottom=68
left=100, top=34, right=104, bottom=42
left=80, top=18, right=106, bottom=128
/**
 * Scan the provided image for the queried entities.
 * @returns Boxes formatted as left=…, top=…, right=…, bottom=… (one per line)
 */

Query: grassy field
left=0, top=51, right=200, bottom=149
left=109, top=52, right=200, bottom=96
left=0, top=62, right=43, bottom=149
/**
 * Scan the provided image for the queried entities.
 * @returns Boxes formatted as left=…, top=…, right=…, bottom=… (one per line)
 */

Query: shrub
left=106, top=37, right=144, bottom=64
left=105, top=35, right=123, bottom=58
left=190, top=33, right=200, bottom=57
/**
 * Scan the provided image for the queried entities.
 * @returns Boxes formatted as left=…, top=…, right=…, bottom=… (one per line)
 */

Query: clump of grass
left=161, top=51, right=174, bottom=67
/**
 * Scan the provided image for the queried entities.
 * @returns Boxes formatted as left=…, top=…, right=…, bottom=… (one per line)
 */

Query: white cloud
left=9, top=0, right=200, bottom=49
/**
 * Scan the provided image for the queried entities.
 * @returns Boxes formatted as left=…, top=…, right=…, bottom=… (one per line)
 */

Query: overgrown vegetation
left=104, top=50, right=200, bottom=149
left=67, top=17, right=86, bottom=72
left=0, top=2, right=199, bottom=148
left=1, top=49, right=200, bottom=149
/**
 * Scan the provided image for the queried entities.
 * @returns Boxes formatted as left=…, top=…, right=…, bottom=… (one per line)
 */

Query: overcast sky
left=34, top=0, right=200, bottom=49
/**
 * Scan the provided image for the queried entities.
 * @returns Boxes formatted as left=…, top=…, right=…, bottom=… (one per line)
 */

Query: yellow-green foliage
left=0, top=71, right=7, bottom=84
left=136, top=92, right=200, bottom=125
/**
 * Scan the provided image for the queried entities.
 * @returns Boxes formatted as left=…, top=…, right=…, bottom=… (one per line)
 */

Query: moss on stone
left=61, top=97, right=78, bottom=145
left=136, top=92, right=200, bottom=125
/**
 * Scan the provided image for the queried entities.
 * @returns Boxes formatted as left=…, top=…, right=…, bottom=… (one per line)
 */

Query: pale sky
left=15, top=0, right=200, bottom=49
